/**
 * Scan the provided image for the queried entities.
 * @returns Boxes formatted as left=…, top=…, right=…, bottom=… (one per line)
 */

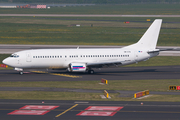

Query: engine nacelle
left=69, top=63, right=86, bottom=72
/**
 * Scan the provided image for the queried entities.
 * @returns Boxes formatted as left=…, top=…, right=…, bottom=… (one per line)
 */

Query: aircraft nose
left=2, top=58, right=9, bottom=65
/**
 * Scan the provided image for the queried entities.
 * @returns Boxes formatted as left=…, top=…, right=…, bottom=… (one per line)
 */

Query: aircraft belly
left=28, top=59, right=66, bottom=69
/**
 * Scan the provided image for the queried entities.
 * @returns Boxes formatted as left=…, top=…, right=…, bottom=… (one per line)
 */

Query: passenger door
left=26, top=52, right=31, bottom=62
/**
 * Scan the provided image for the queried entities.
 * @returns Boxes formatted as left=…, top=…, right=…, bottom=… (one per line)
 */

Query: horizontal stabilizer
left=159, top=48, right=177, bottom=51
left=147, top=49, right=160, bottom=53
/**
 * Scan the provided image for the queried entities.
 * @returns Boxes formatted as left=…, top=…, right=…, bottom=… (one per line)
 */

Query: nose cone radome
left=2, top=58, right=11, bottom=66
left=2, top=58, right=8, bottom=65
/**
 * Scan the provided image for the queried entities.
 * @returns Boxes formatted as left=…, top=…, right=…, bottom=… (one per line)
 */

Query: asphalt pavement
left=1, top=66, right=180, bottom=82
left=1, top=100, right=180, bottom=120
left=0, top=66, right=180, bottom=119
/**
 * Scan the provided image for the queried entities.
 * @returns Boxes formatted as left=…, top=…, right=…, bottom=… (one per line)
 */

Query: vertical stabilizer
left=124, top=19, right=162, bottom=50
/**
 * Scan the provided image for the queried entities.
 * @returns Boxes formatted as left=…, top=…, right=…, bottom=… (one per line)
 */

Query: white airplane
left=3, top=19, right=162, bottom=75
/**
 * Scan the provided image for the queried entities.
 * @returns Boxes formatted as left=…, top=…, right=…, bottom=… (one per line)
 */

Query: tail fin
left=125, top=19, right=162, bottom=50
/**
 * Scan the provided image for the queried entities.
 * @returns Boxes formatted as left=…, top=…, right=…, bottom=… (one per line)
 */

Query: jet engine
left=68, top=63, right=86, bottom=72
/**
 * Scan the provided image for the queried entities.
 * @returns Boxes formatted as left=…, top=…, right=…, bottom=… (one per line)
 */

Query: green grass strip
left=1, top=17, right=180, bottom=46
left=0, top=91, right=180, bottom=102
left=0, top=79, right=179, bottom=92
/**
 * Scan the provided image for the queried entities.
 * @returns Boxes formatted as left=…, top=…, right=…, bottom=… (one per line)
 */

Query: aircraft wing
left=86, top=60, right=123, bottom=68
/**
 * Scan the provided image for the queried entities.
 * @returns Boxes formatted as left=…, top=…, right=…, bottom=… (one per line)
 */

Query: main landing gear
left=88, top=69, right=94, bottom=74
left=19, top=71, right=23, bottom=75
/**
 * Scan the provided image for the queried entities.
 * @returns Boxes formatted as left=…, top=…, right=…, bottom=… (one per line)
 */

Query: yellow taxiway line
left=55, top=104, right=78, bottom=117
left=31, top=71, right=81, bottom=78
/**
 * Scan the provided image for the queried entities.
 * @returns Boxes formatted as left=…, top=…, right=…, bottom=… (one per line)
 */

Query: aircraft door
left=26, top=52, right=31, bottom=62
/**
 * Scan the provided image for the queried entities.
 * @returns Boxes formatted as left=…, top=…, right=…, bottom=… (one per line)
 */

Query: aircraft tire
left=88, top=70, right=94, bottom=74
left=19, top=71, right=23, bottom=75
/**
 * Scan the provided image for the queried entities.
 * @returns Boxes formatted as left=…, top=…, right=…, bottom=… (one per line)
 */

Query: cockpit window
left=10, top=54, right=19, bottom=58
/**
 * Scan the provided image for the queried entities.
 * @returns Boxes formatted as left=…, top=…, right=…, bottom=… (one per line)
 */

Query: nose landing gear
left=15, top=68, right=23, bottom=75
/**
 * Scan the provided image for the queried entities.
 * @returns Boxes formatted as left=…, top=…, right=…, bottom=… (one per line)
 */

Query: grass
left=126, top=56, right=180, bottom=67
left=1, top=79, right=180, bottom=101
left=1, top=4, right=180, bottom=15
left=0, top=91, right=180, bottom=102
left=0, top=79, right=179, bottom=92
left=0, top=91, right=105, bottom=100
left=1, top=17, right=180, bottom=46
left=1, top=4, right=180, bottom=46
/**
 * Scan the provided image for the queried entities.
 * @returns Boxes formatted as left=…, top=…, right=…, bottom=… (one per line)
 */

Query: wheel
left=19, top=71, right=23, bottom=75
left=88, top=70, right=94, bottom=74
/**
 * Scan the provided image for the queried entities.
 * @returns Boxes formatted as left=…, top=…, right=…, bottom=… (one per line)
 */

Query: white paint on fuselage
left=3, top=47, right=157, bottom=70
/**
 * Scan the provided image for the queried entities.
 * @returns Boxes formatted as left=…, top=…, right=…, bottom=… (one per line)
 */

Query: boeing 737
left=3, top=19, right=162, bottom=75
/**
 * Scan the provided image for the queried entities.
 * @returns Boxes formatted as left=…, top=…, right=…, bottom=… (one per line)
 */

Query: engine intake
left=69, top=63, right=86, bottom=72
